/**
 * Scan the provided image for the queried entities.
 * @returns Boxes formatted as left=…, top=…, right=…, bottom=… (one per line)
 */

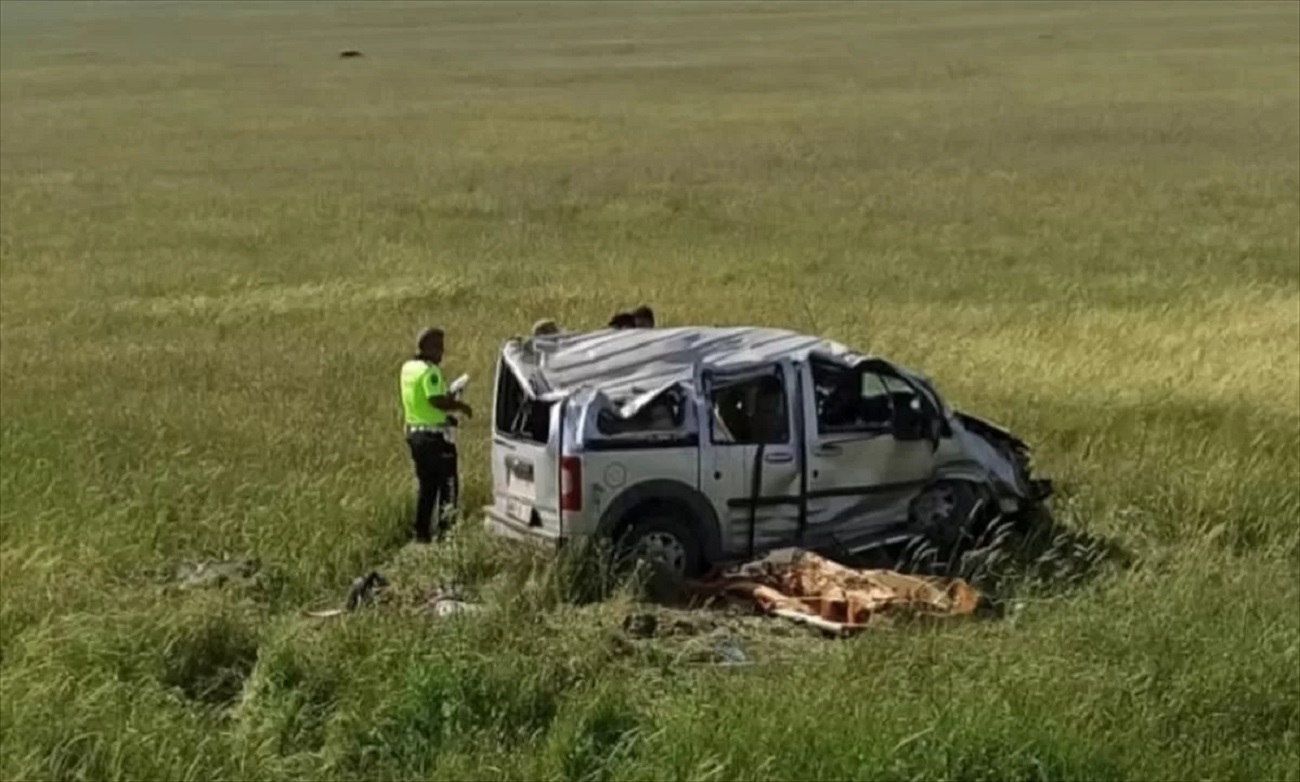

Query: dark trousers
left=406, top=431, right=458, bottom=542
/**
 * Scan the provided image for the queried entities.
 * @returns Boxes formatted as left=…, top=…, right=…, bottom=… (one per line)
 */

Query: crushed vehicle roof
left=503, top=326, right=862, bottom=401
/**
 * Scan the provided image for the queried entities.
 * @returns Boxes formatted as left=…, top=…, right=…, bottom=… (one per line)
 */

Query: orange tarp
left=691, top=549, right=980, bottom=633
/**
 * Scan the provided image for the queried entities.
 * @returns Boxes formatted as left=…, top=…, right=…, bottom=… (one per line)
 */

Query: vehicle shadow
left=835, top=500, right=1131, bottom=612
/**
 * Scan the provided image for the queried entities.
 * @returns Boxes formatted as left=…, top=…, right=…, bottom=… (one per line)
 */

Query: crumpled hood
left=946, top=411, right=1034, bottom=498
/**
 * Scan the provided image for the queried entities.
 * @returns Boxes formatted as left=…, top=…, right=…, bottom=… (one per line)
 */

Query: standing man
left=400, top=327, right=473, bottom=543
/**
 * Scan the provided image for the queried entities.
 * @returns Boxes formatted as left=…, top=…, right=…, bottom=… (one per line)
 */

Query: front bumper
left=482, top=507, right=565, bottom=548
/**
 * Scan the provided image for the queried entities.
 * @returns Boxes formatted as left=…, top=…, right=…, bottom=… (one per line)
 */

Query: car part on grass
left=174, top=558, right=259, bottom=590
left=345, top=571, right=388, bottom=610
left=714, top=635, right=749, bottom=665
left=305, top=571, right=389, bottom=619
left=688, top=548, right=980, bottom=635
left=622, top=613, right=659, bottom=638
left=673, top=634, right=754, bottom=668
left=306, top=607, right=347, bottom=619
left=306, top=577, right=486, bottom=619
left=425, top=591, right=484, bottom=617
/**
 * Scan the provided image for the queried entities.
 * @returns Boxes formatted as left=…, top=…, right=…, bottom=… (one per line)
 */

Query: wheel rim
left=632, top=531, right=688, bottom=574
left=915, top=486, right=957, bottom=528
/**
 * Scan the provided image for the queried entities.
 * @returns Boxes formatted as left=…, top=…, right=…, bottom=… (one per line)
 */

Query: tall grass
left=2, top=1, right=1298, bottom=779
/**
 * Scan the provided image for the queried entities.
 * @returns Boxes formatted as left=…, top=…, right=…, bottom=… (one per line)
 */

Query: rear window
left=494, top=360, right=553, bottom=444
left=596, top=386, right=687, bottom=436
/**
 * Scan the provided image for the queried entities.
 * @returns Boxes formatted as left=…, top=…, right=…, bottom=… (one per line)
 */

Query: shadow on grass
left=490, top=537, right=658, bottom=618
left=157, top=611, right=260, bottom=707
left=386, top=497, right=1129, bottom=624
left=313, top=487, right=1130, bottom=637
left=841, top=493, right=1132, bottom=611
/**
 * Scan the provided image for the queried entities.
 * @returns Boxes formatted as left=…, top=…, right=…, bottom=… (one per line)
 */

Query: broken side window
left=596, top=387, right=687, bottom=436
left=812, top=359, right=870, bottom=434
left=709, top=372, right=789, bottom=445
left=494, top=361, right=553, bottom=444
left=862, top=373, right=921, bottom=421
left=812, top=358, right=923, bottom=436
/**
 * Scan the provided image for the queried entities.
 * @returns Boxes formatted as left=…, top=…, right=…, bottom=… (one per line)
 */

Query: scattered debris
left=668, top=631, right=755, bottom=667
left=174, top=558, right=259, bottom=591
left=419, top=582, right=484, bottom=618
left=713, top=635, right=748, bottom=665
left=302, top=547, right=978, bottom=640
left=426, top=596, right=485, bottom=617
left=306, top=571, right=389, bottom=619
left=688, top=548, right=981, bottom=635
left=423, top=584, right=486, bottom=615
left=306, top=607, right=347, bottom=619
left=304, top=569, right=491, bottom=621
left=345, top=571, right=388, bottom=610
left=622, top=612, right=658, bottom=638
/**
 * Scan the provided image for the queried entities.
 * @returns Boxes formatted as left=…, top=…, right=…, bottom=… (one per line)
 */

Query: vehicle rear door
left=490, top=357, right=561, bottom=538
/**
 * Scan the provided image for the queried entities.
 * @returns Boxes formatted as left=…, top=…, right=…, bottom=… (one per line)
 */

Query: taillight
left=559, top=456, right=582, bottom=512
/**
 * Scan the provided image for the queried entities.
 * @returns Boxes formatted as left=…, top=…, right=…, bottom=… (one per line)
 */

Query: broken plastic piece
left=426, top=596, right=484, bottom=617
left=345, top=571, right=388, bottom=611
left=306, top=608, right=347, bottom=619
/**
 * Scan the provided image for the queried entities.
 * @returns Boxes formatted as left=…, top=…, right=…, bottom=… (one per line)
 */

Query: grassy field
left=2, top=1, right=1298, bottom=779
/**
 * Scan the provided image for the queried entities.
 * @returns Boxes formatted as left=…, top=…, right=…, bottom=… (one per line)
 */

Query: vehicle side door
left=697, top=360, right=802, bottom=561
left=799, top=357, right=938, bottom=551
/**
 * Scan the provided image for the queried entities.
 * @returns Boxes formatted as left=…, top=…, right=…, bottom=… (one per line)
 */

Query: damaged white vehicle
left=484, top=326, right=1052, bottom=577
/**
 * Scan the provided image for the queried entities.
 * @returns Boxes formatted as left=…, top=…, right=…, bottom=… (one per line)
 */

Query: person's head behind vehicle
left=632, top=305, right=655, bottom=328
left=609, top=312, right=636, bottom=329
left=416, top=327, right=444, bottom=363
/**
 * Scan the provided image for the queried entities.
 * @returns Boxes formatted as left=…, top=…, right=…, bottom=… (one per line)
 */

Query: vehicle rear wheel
left=616, top=514, right=704, bottom=579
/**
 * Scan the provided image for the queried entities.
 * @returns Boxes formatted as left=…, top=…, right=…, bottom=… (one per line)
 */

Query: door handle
left=815, top=444, right=842, bottom=456
left=764, top=452, right=794, bottom=464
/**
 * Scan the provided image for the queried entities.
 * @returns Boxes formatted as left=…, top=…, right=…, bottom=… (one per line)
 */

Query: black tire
left=909, top=480, right=995, bottom=558
left=615, top=514, right=704, bottom=579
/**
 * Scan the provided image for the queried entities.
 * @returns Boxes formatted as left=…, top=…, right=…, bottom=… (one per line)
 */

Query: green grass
left=2, top=1, right=1298, bottom=779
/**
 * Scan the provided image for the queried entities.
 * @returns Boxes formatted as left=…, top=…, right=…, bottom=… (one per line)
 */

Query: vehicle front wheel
left=909, top=480, right=996, bottom=558
left=616, top=515, right=704, bottom=580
